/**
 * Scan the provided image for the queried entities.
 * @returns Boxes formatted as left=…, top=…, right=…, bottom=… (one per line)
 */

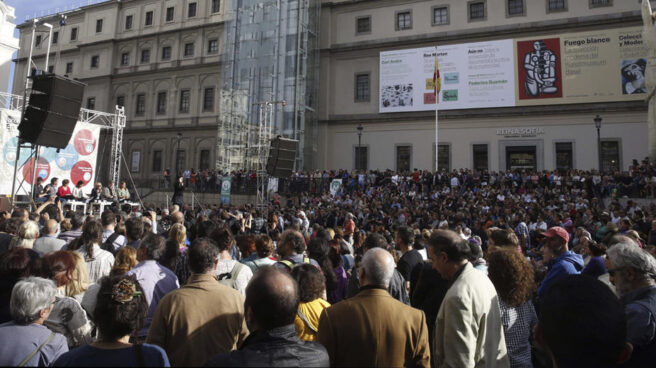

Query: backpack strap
left=230, top=262, right=244, bottom=280
left=133, top=343, right=145, bottom=367
left=102, top=232, right=121, bottom=254
left=297, top=309, right=318, bottom=333
left=303, top=257, right=310, bottom=264
left=280, top=260, right=295, bottom=270
left=18, top=332, right=56, bottom=367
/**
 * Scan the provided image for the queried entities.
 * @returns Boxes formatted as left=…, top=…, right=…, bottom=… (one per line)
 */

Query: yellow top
left=294, top=298, right=331, bottom=341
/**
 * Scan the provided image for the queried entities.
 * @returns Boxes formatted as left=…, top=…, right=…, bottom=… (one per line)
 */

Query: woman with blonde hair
left=8, top=221, right=39, bottom=250
left=168, top=223, right=187, bottom=252
left=82, top=247, right=138, bottom=319
left=64, top=251, right=91, bottom=303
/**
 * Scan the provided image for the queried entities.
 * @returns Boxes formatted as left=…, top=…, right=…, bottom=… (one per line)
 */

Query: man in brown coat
left=147, top=237, right=249, bottom=366
left=317, top=248, right=430, bottom=367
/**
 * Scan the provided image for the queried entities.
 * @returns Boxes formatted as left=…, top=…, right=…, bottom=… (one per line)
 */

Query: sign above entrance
left=496, top=127, right=545, bottom=137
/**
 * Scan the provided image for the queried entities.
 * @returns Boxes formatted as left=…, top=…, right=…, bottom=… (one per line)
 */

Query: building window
left=507, top=0, right=524, bottom=16
left=184, top=43, right=194, bottom=57
left=589, top=0, right=610, bottom=7
left=555, top=142, right=573, bottom=170
left=355, top=146, right=368, bottom=170
left=136, top=94, right=146, bottom=116
left=355, top=73, right=370, bottom=102
left=207, top=39, right=218, bottom=54
left=179, top=89, right=190, bottom=113
left=152, top=150, right=162, bottom=172
left=188, top=3, right=197, bottom=18
left=395, top=11, right=412, bottom=31
left=131, top=151, right=141, bottom=173
left=120, top=52, right=129, bottom=66
left=432, top=6, right=449, bottom=26
left=166, top=7, right=175, bottom=22
left=47, top=65, right=54, bottom=73
left=211, top=0, right=220, bottom=13
left=96, top=19, right=103, bottom=33
left=141, top=49, right=150, bottom=63
left=432, top=144, right=451, bottom=171
left=601, top=140, right=620, bottom=172
left=35, top=35, right=42, bottom=48
left=199, top=150, right=210, bottom=170
left=65, top=62, right=73, bottom=74
left=116, top=95, right=125, bottom=108
left=145, top=11, right=153, bottom=26
left=70, top=27, right=78, bottom=41
left=176, top=150, right=185, bottom=173
left=547, top=0, right=566, bottom=11
left=156, top=91, right=167, bottom=114
left=203, top=87, right=215, bottom=111
left=86, top=97, right=96, bottom=110
left=356, top=16, right=371, bottom=34
left=90, top=55, right=99, bottom=68
left=396, top=146, right=412, bottom=172
left=125, top=15, right=133, bottom=30
left=469, top=1, right=486, bottom=21
left=161, top=46, right=172, bottom=60
left=52, top=31, right=58, bottom=44
left=473, top=144, right=488, bottom=170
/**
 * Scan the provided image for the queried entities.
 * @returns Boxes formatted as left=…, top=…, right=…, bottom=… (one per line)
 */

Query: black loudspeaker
left=18, top=74, right=85, bottom=149
left=266, top=137, right=298, bottom=177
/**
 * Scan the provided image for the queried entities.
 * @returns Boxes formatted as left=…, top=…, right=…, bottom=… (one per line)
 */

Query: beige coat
left=317, top=287, right=430, bottom=367
left=434, top=263, right=510, bottom=368
left=146, top=273, right=249, bottom=366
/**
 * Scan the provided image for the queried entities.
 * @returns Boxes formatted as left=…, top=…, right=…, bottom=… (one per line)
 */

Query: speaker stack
left=265, top=137, right=299, bottom=178
left=18, top=74, right=85, bottom=149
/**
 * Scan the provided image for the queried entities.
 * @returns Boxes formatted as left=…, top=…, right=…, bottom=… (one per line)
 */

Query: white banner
left=379, top=40, right=516, bottom=113
left=268, top=177, right=279, bottom=193
left=0, top=109, right=102, bottom=196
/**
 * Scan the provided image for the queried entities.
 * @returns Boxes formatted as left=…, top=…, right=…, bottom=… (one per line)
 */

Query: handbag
left=18, top=332, right=56, bottom=367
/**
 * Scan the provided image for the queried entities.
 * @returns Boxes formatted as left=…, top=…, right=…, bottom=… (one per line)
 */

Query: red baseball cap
left=543, top=226, right=569, bottom=243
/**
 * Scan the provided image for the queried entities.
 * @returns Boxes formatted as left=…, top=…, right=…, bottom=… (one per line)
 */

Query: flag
left=433, top=51, right=441, bottom=103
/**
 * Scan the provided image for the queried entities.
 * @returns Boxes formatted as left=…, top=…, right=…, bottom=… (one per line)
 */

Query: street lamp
left=176, top=132, right=182, bottom=176
left=356, top=124, right=363, bottom=170
left=594, top=115, right=602, bottom=173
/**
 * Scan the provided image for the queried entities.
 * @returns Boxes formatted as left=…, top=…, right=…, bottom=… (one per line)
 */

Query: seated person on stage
left=88, top=182, right=104, bottom=203
left=57, top=179, right=76, bottom=202
left=72, top=181, right=87, bottom=202
left=102, top=181, right=119, bottom=204
left=44, top=177, right=59, bottom=202
left=34, top=177, right=49, bottom=203
left=117, top=181, right=130, bottom=203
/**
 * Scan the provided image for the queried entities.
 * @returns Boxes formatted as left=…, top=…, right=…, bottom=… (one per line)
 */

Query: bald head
left=245, top=266, right=299, bottom=331
left=44, top=219, right=59, bottom=235
left=360, top=248, right=395, bottom=288
left=171, top=211, right=184, bottom=225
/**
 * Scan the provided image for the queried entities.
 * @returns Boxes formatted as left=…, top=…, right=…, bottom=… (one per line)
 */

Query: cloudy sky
left=6, top=0, right=96, bottom=25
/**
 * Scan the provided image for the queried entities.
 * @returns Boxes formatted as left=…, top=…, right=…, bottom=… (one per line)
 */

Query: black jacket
left=204, top=324, right=329, bottom=367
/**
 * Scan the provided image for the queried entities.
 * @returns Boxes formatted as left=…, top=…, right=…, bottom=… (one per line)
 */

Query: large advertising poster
left=379, top=26, right=647, bottom=113
left=0, top=109, right=102, bottom=196
left=380, top=40, right=516, bottom=113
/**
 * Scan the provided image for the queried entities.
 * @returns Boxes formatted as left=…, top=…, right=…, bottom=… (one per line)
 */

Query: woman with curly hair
left=487, top=248, right=537, bottom=368
left=291, top=264, right=330, bottom=342
left=54, top=275, right=170, bottom=366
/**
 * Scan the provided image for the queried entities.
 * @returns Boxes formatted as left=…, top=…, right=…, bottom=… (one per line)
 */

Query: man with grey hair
left=126, top=234, right=179, bottom=341
left=0, top=277, right=68, bottom=366
left=606, top=242, right=656, bottom=367
left=318, top=248, right=430, bottom=366
left=33, top=219, right=65, bottom=255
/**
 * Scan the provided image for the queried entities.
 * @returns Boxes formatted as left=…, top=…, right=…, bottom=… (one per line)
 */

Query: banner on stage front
left=220, top=177, right=231, bottom=204
left=0, top=109, right=101, bottom=196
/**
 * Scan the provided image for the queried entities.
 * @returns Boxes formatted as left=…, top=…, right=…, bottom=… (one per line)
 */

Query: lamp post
left=594, top=115, right=602, bottom=173
left=176, top=132, right=182, bottom=176
left=356, top=124, right=363, bottom=170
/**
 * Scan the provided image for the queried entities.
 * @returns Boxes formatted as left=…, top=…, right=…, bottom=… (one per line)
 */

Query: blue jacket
left=538, top=251, right=584, bottom=298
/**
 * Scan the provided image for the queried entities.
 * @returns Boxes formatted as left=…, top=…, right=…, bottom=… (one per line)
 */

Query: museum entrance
left=506, top=146, right=536, bottom=171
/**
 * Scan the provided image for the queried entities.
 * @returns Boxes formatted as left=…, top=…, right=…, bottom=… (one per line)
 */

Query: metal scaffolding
left=217, top=0, right=321, bottom=175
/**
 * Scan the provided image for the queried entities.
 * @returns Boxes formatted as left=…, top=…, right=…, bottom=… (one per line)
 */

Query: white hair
left=10, top=277, right=57, bottom=325
left=607, top=242, right=656, bottom=281
left=9, top=221, right=39, bottom=249
left=361, top=248, right=395, bottom=288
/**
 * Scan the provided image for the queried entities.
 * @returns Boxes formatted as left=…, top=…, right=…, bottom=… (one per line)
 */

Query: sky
left=4, top=0, right=107, bottom=92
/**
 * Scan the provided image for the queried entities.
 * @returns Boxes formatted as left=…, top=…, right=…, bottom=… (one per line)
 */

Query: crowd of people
left=0, top=159, right=655, bottom=367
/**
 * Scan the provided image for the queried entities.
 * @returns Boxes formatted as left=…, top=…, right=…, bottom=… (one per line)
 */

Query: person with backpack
left=274, top=230, right=319, bottom=272
left=101, top=211, right=127, bottom=255
left=209, top=227, right=253, bottom=296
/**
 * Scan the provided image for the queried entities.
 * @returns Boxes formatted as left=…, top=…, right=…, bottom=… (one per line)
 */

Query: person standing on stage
left=172, top=177, right=184, bottom=208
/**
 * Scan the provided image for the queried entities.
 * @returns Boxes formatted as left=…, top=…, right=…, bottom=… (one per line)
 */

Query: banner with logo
left=268, top=177, right=279, bottom=193
left=220, top=176, right=231, bottom=204
left=0, top=109, right=101, bottom=196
